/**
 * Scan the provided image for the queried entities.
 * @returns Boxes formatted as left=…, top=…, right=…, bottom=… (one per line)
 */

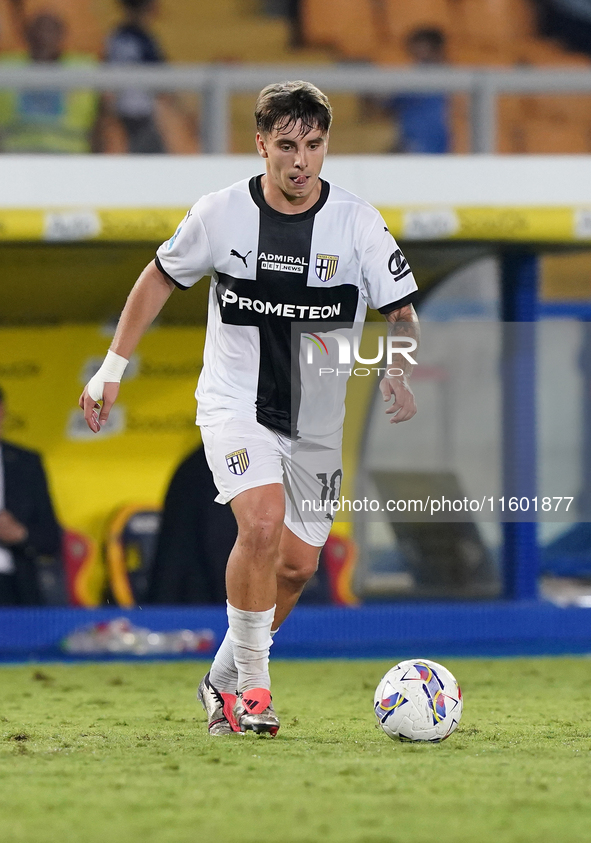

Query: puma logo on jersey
left=230, top=249, right=252, bottom=267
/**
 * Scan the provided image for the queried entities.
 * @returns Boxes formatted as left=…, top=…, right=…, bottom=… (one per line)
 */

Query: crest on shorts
left=225, top=448, right=249, bottom=475
left=315, top=254, right=339, bottom=282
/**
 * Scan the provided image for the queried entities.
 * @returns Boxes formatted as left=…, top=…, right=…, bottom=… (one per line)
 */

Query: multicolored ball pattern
left=374, top=659, right=463, bottom=742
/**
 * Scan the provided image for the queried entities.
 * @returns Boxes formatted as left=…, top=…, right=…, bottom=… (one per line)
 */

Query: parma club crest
left=225, top=448, right=249, bottom=475
left=315, top=254, right=339, bottom=282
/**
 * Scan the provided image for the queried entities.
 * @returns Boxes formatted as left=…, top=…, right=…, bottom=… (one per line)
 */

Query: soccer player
left=79, top=81, right=419, bottom=736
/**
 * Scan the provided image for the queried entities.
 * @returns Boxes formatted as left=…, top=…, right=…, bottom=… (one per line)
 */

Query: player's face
left=256, top=120, right=328, bottom=208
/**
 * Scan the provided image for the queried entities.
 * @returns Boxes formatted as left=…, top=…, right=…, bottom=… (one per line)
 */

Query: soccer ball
left=374, top=659, right=462, bottom=742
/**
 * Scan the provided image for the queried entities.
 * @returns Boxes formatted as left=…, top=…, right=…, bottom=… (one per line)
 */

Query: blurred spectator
left=103, top=0, right=165, bottom=153
left=264, top=0, right=303, bottom=48
left=536, top=0, right=591, bottom=56
left=0, top=385, right=62, bottom=606
left=0, top=0, right=99, bottom=153
left=147, top=446, right=236, bottom=604
left=100, top=0, right=198, bottom=154
left=385, top=27, right=450, bottom=154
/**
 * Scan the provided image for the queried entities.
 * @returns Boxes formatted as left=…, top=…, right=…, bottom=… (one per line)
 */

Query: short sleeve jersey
left=156, top=176, right=417, bottom=442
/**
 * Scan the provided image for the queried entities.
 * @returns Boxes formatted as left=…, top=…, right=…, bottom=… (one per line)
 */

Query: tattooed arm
left=380, top=303, right=420, bottom=423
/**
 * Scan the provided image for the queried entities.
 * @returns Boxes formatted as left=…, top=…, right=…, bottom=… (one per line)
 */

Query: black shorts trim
left=154, top=255, right=189, bottom=290
left=377, top=290, right=418, bottom=315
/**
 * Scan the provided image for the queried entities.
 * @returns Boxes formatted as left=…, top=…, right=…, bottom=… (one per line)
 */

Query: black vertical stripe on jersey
left=215, top=177, right=359, bottom=437
left=256, top=206, right=315, bottom=435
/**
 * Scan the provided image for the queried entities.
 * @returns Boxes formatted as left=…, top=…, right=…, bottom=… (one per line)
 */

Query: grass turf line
left=1, top=658, right=591, bottom=843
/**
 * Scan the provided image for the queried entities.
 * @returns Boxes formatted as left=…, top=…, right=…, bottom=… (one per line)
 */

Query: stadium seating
left=452, top=0, right=534, bottom=55
left=496, top=93, right=591, bottom=153
left=376, top=0, right=453, bottom=64
left=520, top=115, right=591, bottom=154
left=297, top=0, right=591, bottom=152
left=321, top=534, right=360, bottom=606
left=3, top=0, right=590, bottom=153
left=61, top=529, right=100, bottom=607
left=382, top=0, right=453, bottom=41
left=301, top=0, right=381, bottom=61
left=105, top=505, right=162, bottom=608
left=514, top=38, right=591, bottom=67
left=302, top=0, right=539, bottom=64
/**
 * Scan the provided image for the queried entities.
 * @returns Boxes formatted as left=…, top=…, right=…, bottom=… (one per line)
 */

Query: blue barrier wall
left=1, top=603, right=591, bottom=661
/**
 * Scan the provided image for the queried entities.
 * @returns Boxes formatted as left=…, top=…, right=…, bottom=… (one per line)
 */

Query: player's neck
left=261, top=175, right=322, bottom=215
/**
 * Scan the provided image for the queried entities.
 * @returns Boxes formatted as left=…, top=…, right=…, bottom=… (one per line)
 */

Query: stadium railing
left=3, top=63, right=591, bottom=153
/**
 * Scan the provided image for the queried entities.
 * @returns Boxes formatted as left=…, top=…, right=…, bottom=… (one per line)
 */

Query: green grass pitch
left=1, top=658, right=591, bottom=843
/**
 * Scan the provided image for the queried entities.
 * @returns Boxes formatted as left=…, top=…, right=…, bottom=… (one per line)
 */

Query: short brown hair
left=255, top=81, right=332, bottom=137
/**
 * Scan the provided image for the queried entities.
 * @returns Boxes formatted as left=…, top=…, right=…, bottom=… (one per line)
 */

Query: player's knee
left=237, top=510, right=284, bottom=554
left=232, top=486, right=285, bottom=554
left=277, top=553, right=319, bottom=588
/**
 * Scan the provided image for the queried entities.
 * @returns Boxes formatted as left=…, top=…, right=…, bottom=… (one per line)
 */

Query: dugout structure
left=0, top=154, right=590, bottom=613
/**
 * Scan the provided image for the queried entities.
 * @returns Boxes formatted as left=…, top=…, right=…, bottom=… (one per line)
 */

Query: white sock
left=227, top=601, right=275, bottom=693
left=209, top=630, right=238, bottom=694
left=209, top=625, right=279, bottom=695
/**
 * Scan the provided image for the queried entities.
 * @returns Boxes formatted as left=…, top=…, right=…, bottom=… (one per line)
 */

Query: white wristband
left=87, top=350, right=129, bottom=402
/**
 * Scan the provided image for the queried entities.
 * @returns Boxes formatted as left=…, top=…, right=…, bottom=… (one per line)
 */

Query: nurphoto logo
left=303, top=331, right=418, bottom=377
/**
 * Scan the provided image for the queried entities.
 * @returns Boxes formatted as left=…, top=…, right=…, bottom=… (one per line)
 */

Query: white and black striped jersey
left=155, top=176, right=417, bottom=442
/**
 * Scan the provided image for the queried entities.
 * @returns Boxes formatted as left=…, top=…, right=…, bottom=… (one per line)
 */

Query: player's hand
left=78, top=382, right=120, bottom=433
left=0, top=509, right=28, bottom=545
left=379, top=374, right=417, bottom=423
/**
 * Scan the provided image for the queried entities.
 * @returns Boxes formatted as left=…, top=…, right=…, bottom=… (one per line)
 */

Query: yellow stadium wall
left=0, top=324, right=205, bottom=569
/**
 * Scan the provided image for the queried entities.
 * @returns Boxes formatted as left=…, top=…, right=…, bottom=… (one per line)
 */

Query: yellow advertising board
left=0, top=325, right=206, bottom=598
left=1, top=206, right=591, bottom=244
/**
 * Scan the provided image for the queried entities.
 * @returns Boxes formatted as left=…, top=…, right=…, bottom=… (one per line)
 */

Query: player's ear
left=255, top=132, right=268, bottom=158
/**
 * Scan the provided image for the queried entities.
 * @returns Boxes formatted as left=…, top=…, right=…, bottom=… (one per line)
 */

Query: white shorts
left=200, top=419, right=342, bottom=547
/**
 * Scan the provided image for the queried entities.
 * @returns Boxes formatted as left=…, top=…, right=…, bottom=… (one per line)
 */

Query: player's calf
left=274, top=534, right=322, bottom=627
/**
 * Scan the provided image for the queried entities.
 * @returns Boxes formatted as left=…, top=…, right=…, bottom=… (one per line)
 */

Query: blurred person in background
left=103, top=0, right=165, bottom=153
left=385, top=27, right=450, bottom=154
left=264, top=0, right=303, bottom=48
left=147, top=446, right=237, bottom=604
left=536, top=0, right=591, bottom=56
left=0, top=386, right=62, bottom=606
left=101, top=0, right=197, bottom=154
left=0, top=0, right=99, bottom=153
